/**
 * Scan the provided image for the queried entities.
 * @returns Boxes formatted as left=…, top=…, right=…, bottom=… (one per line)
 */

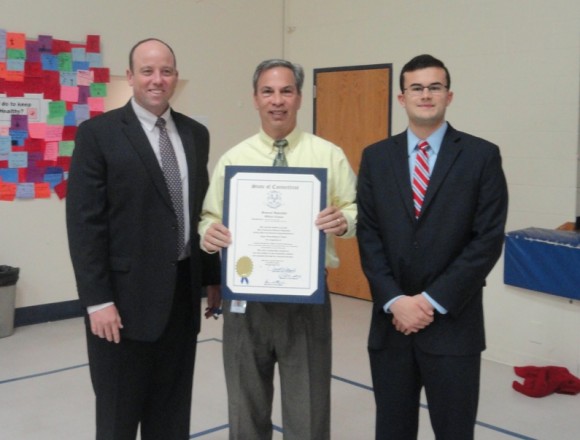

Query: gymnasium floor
left=1, top=294, right=578, bottom=439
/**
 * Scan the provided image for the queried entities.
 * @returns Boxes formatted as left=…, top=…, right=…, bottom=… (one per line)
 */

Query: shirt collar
left=407, top=121, right=448, bottom=156
left=131, top=97, right=172, bottom=132
left=258, top=126, right=303, bottom=151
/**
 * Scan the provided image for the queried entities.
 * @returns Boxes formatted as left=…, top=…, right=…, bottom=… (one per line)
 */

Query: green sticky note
left=58, top=52, right=73, bottom=71
left=48, top=101, right=66, bottom=118
left=7, top=48, right=26, bottom=60
left=59, top=141, right=75, bottom=156
left=47, top=115, right=65, bottom=126
left=90, top=83, right=107, bottom=97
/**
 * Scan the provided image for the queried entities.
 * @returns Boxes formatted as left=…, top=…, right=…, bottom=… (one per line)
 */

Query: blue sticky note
left=0, top=136, right=11, bottom=154
left=16, top=183, right=35, bottom=199
left=46, top=166, right=63, bottom=174
left=44, top=168, right=64, bottom=189
left=0, top=29, right=6, bottom=61
left=64, top=111, right=77, bottom=126
left=72, top=47, right=86, bottom=62
left=7, top=59, right=25, bottom=71
left=73, top=104, right=90, bottom=124
left=86, top=52, right=103, bottom=68
left=41, top=53, right=59, bottom=71
left=60, top=71, right=77, bottom=86
left=8, top=151, right=28, bottom=168
left=0, top=168, right=18, bottom=183
left=73, top=61, right=90, bottom=71
left=9, top=130, right=28, bottom=146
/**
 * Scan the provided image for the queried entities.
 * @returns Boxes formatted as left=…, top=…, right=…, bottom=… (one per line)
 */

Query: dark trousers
left=369, top=343, right=481, bottom=440
left=86, top=260, right=197, bottom=440
left=223, top=290, right=332, bottom=440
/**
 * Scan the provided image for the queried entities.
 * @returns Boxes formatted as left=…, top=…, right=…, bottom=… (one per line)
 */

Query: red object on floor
left=512, top=366, right=580, bottom=398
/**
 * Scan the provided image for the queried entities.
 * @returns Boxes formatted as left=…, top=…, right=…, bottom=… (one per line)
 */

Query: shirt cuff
left=422, top=292, right=448, bottom=314
left=383, top=295, right=403, bottom=314
left=383, top=293, right=448, bottom=314
left=87, top=302, right=114, bottom=314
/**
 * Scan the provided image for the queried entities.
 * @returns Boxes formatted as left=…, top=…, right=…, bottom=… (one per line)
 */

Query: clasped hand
left=390, top=294, right=434, bottom=335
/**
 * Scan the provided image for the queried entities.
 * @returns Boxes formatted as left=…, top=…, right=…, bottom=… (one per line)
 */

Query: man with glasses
left=357, top=54, right=508, bottom=439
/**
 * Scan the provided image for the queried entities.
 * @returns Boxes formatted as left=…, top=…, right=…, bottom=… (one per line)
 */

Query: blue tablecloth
left=504, top=227, right=580, bottom=300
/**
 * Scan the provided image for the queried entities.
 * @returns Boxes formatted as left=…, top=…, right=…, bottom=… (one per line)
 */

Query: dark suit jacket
left=357, top=124, right=508, bottom=356
left=66, top=101, right=220, bottom=342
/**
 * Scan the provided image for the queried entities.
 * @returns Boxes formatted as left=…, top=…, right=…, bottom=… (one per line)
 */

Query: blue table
left=504, top=227, right=580, bottom=300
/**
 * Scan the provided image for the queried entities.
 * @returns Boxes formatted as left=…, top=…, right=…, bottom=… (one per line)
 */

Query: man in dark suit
left=357, top=54, right=508, bottom=440
left=66, top=38, right=220, bottom=440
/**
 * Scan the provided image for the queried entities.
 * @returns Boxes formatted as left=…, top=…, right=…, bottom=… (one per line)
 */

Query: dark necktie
left=156, top=117, right=185, bottom=258
left=412, top=140, right=430, bottom=218
left=273, top=139, right=289, bottom=167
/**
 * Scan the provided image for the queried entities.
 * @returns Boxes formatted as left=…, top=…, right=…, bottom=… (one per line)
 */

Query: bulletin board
left=0, top=30, right=110, bottom=201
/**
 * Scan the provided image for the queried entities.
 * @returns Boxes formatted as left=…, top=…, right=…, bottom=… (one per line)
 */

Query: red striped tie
left=412, top=140, right=430, bottom=218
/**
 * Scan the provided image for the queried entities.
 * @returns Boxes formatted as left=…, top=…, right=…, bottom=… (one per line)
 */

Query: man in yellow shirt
left=199, top=59, right=357, bottom=440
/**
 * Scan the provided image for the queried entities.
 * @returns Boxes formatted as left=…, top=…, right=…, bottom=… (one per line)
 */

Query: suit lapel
left=120, top=102, right=174, bottom=210
left=421, top=125, right=462, bottom=216
left=389, top=133, right=416, bottom=221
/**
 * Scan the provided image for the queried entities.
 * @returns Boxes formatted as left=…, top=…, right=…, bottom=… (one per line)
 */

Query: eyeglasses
left=404, top=83, right=449, bottom=96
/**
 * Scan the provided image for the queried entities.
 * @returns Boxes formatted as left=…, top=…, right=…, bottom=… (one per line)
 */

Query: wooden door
left=314, top=64, right=392, bottom=300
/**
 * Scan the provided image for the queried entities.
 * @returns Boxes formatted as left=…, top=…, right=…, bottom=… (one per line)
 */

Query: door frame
left=313, top=63, right=393, bottom=138
left=312, top=63, right=393, bottom=300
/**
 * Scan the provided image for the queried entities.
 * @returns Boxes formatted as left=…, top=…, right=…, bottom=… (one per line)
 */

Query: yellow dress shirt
left=199, top=127, right=357, bottom=268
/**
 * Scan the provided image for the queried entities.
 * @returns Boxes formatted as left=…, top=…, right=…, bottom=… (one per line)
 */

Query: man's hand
left=202, top=223, right=232, bottom=252
left=89, top=304, right=123, bottom=343
left=390, top=295, right=434, bottom=335
left=315, top=206, right=347, bottom=236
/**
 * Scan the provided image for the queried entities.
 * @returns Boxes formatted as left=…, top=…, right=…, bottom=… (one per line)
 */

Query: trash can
left=0, top=265, right=20, bottom=338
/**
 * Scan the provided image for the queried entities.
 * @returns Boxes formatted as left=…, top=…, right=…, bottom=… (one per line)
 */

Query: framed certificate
left=222, top=165, right=327, bottom=304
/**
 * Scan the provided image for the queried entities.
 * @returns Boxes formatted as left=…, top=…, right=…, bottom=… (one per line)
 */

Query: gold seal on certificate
left=236, top=256, right=253, bottom=284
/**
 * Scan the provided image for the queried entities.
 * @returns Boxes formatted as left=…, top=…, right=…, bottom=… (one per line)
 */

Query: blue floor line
left=331, top=373, right=536, bottom=440
left=197, top=337, right=222, bottom=344
left=0, top=363, right=88, bottom=385
left=1, top=346, right=537, bottom=440
left=332, top=373, right=373, bottom=391
left=0, top=338, right=221, bottom=385
left=475, top=421, right=536, bottom=440
left=190, top=424, right=229, bottom=438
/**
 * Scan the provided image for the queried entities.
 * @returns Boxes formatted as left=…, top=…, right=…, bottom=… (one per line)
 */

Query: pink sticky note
left=61, top=85, right=80, bottom=102
left=87, top=97, right=105, bottom=112
left=28, top=123, right=47, bottom=139
left=77, top=70, right=93, bottom=86
left=45, top=125, right=64, bottom=142
left=44, top=141, right=59, bottom=161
